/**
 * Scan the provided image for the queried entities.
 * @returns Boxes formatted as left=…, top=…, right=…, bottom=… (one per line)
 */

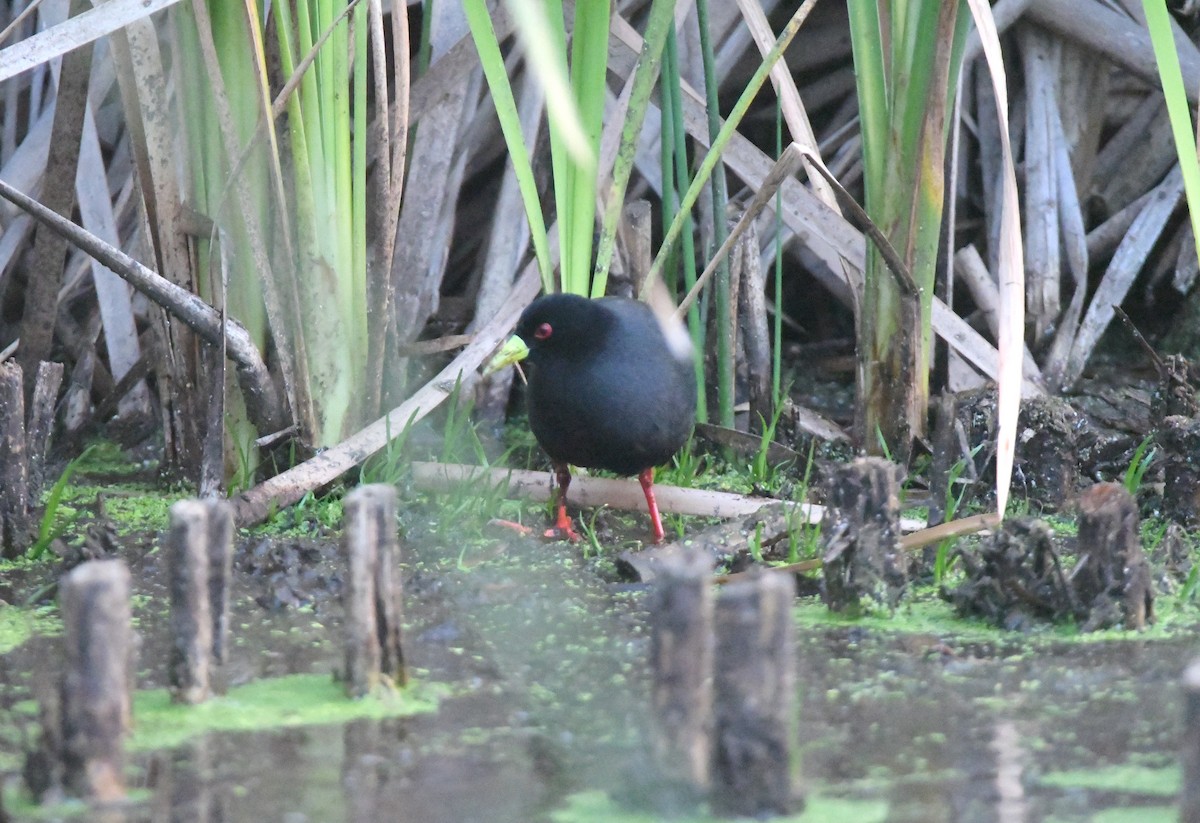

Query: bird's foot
left=489, top=518, right=581, bottom=543
left=488, top=519, right=534, bottom=537
left=544, top=523, right=580, bottom=542
left=543, top=512, right=582, bottom=542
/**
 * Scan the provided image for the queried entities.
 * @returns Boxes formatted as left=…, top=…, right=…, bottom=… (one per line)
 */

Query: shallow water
left=1, top=533, right=1191, bottom=822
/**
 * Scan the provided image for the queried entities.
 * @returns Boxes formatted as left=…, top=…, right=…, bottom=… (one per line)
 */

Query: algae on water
left=131, top=673, right=444, bottom=751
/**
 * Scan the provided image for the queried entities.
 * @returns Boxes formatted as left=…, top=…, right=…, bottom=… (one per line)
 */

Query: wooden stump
left=168, top=501, right=213, bottom=703
left=1152, top=354, right=1199, bottom=420
left=1183, top=659, right=1200, bottom=823
left=1072, top=482, right=1153, bottom=631
left=167, top=499, right=234, bottom=702
left=374, top=493, right=406, bottom=687
left=342, top=484, right=406, bottom=697
left=821, top=457, right=905, bottom=611
left=934, top=390, right=1079, bottom=513
left=0, top=358, right=65, bottom=557
left=1013, top=396, right=1078, bottom=508
left=206, top=500, right=234, bottom=665
left=1159, top=415, right=1200, bottom=527
left=59, top=559, right=132, bottom=802
left=27, top=360, right=64, bottom=501
left=711, top=569, right=797, bottom=817
left=648, top=548, right=713, bottom=793
left=0, top=359, right=29, bottom=557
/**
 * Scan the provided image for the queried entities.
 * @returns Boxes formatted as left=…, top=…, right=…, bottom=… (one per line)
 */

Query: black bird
left=488, top=293, right=697, bottom=543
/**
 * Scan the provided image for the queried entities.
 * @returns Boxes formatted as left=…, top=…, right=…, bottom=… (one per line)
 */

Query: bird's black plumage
left=516, top=294, right=696, bottom=476
left=497, top=293, right=696, bottom=542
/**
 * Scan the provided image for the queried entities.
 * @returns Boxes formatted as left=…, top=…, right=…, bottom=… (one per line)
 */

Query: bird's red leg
left=639, top=467, right=666, bottom=544
left=546, top=461, right=582, bottom=542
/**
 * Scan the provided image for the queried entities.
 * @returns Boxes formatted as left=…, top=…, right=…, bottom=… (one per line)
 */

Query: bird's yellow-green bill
left=484, top=335, right=530, bottom=375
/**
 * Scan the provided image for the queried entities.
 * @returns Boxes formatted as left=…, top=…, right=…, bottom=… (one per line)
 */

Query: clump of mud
left=945, top=519, right=1075, bottom=631
left=237, top=537, right=342, bottom=611
left=946, top=494, right=1155, bottom=633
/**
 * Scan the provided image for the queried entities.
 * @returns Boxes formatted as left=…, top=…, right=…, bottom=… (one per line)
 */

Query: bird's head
left=485, top=293, right=602, bottom=374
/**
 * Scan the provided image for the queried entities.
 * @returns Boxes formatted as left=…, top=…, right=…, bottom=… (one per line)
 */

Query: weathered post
left=372, top=491, right=406, bottom=687
left=342, top=484, right=406, bottom=697
left=1014, top=396, right=1078, bottom=508
left=1159, top=415, right=1200, bottom=526
left=59, top=559, right=132, bottom=802
left=27, top=360, right=64, bottom=500
left=168, top=501, right=214, bottom=703
left=1074, top=482, right=1153, bottom=630
left=0, top=359, right=29, bottom=557
left=647, top=548, right=713, bottom=794
left=711, top=568, right=797, bottom=816
left=821, top=457, right=906, bottom=611
left=206, top=500, right=234, bottom=665
left=0, top=359, right=64, bottom=557
left=167, top=499, right=234, bottom=702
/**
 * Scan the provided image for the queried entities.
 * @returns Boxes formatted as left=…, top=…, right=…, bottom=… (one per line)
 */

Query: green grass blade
left=592, top=0, right=676, bottom=298
left=464, top=0, right=554, bottom=292
left=661, top=25, right=707, bottom=422
left=642, top=0, right=817, bottom=298
left=564, top=0, right=608, bottom=295
left=27, top=445, right=97, bottom=560
left=504, top=0, right=594, bottom=294
left=847, top=0, right=886, bottom=215
left=696, top=0, right=734, bottom=427
left=506, top=0, right=591, bottom=165
left=541, top=0, right=573, bottom=293
left=1143, top=0, right=1200, bottom=273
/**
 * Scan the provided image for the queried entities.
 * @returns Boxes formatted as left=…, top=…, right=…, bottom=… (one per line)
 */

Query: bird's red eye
left=534, top=322, right=553, bottom=340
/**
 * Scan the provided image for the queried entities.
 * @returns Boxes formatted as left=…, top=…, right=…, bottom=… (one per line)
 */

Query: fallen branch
left=411, top=461, right=828, bottom=520
left=0, top=177, right=285, bottom=435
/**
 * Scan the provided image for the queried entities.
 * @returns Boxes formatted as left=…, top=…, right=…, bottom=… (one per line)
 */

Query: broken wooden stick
left=0, top=359, right=29, bottom=557
left=0, top=358, right=68, bottom=557
left=1160, top=415, right=1200, bottom=527
left=821, top=457, right=906, bottom=611
left=206, top=500, right=234, bottom=665
left=59, top=559, right=132, bottom=802
left=27, top=360, right=64, bottom=501
left=168, top=500, right=212, bottom=704
left=166, top=500, right=233, bottom=703
left=414, top=460, right=826, bottom=521
left=711, top=569, right=798, bottom=816
left=166, top=499, right=233, bottom=701
left=342, top=484, right=406, bottom=697
left=1074, top=482, right=1153, bottom=631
